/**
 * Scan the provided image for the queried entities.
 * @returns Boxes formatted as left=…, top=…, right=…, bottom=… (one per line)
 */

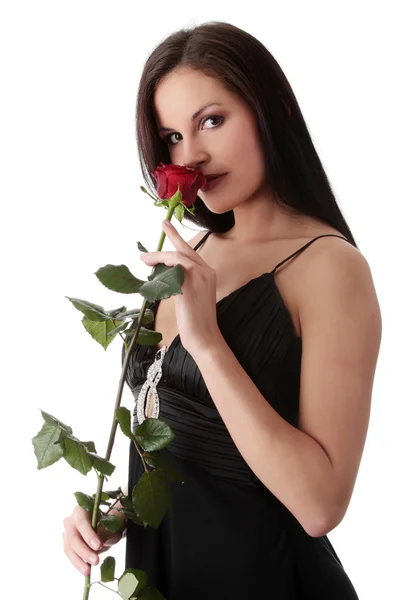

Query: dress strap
left=193, top=231, right=352, bottom=271
left=193, top=230, right=212, bottom=251
left=270, top=234, right=352, bottom=275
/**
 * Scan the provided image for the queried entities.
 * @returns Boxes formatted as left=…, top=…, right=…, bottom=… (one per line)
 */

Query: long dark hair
left=136, top=21, right=358, bottom=248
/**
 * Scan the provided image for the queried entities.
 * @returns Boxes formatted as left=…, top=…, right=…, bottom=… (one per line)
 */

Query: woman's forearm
left=192, top=335, right=338, bottom=538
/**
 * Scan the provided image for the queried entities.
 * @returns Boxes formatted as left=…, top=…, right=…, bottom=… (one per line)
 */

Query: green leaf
left=65, top=297, right=109, bottom=321
left=99, top=514, right=124, bottom=533
left=63, top=437, right=93, bottom=475
left=147, top=263, right=184, bottom=286
left=74, top=491, right=95, bottom=512
left=57, top=432, right=97, bottom=454
left=169, top=185, right=183, bottom=205
left=100, top=555, right=116, bottom=583
left=134, top=418, right=175, bottom=452
left=132, top=470, right=171, bottom=529
left=102, top=487, right=123, bottom=500
left=82, top=316, right=125, bottom=350
left=116, top=407, right=135, bottom=441
left=137, top=241, right=149, bottom=253
left=89, top=491, right=113, bottom=507
left=174, top=203, right=185, bottom=223
left=139, top=264, right=184, bottom=303
left=92, top=454, right=115, bottom=477
left=120, top=495, right=133, bottom=510
left=79, top=440, right=97, bottom=453
left=117, top=494, right=146, bottom=526
left=124, top=327, right=162, bottom=347
left=40, top=410, right=73, bottom=435
left=112, top=307, right=154, bottom=323
left=144, top=452, right=185, bottom=484
left=106, top=305, right=127, bottom=318
left=118, top=508, right=145, bottom=527
left=182, top=202, right=196, bottom=215
left=118, top=569, right=148, bottom=600
left=92, top=491, right=111, bottom=503
left=32, top=423, right=65, bottom=469
left=95, top=264, right=146, bottom=294
left=59, top=433, right=97, bottom=454
left=107, top=322, right=129, bottom=337
left=183, top=203, right=196, bottom=216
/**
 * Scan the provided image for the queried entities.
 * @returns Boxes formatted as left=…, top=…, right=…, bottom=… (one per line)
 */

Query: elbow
left=304, top=503, right=344, bottom=538
left=305, top=516, right=335, bottom=539
left=306, top=519, right=334, bottom=539
left=303, top=474, right=350, bottom=538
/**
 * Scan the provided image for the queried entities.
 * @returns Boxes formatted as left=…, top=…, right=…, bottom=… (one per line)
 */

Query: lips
left=206, top=174, right=224, bottom=181
left=200, top=173, right=227, bottom=192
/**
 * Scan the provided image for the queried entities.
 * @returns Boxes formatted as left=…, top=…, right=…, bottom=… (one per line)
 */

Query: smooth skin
left=62, top=487, right=128, bottom=576
left=63, top=65, right=382, bottom=571
left=149, top=67, right=382, bottom=535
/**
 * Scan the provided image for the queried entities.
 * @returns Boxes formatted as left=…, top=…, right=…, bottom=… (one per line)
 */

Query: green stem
left=87, top=580, right=121, bottom=595
left=82, top=195, right=180, bottom=600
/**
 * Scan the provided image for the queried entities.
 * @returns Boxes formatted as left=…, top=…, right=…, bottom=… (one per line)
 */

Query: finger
left=72, top=507, right=104, bottom=551
left=98, top=529, right=124, bottom=551
left=68, top=530, right=100, bottom=568
left=96, top=520, right=122, bottom=547
left=63, top=533, right=96, bottom=576
left=162, top=221, right=203, bottom=261
left=140, top=250, right=196, bottom=270
left=64, top=544, right=91, bottom=576
left=162, top=219, right=182, bottom=239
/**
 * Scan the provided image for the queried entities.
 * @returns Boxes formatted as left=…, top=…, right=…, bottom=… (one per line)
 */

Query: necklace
left=136, top=345, right=167, bottom=424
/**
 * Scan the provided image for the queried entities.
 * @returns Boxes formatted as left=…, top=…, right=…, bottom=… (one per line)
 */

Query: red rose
left=151, top=163, right=207, bottom=207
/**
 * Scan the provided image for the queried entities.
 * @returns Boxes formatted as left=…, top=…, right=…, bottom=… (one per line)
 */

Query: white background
left=1, top=1, right=398, bottom=598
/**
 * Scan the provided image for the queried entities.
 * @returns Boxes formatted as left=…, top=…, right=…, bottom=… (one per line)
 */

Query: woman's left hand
left=140, top=220, right=222, bottom=356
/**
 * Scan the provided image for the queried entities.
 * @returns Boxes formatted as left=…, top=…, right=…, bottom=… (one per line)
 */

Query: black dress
left=122, top=231, right=360, bottom=599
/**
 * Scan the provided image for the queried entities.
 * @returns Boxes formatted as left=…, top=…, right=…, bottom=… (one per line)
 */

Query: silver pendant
left=136, top=345, right=167, bottom=425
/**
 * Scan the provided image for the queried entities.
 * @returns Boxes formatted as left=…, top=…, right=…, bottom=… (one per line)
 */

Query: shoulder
left=292, top=234, right=382, bottom=533
left=297, top=231, right=382, bottom=349
left=298, top=232, right=373, bottom=298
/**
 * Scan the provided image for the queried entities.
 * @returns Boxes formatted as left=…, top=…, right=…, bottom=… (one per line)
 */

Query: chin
left=198, top=191, right=236, bottom=209
left=202, top=203, right=236, bottom=215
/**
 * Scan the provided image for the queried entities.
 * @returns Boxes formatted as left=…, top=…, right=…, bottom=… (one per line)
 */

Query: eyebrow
left=158, top=102, right=223, bottom=133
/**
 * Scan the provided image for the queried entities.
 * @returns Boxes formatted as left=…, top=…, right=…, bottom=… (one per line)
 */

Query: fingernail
left=90, top=539, right=100, bottom=550
left=163, top=219, right=172, bottom=227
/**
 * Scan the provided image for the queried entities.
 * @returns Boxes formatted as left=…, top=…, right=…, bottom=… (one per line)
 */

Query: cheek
left=231, top=139, right=265, bottom=187
left=226, top=121, right=263, bottom=169
left=167, top=147, right=175, bottom=162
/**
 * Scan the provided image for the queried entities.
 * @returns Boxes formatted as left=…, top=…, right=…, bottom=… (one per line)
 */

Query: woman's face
left=153, top=67, right=269, bottom=214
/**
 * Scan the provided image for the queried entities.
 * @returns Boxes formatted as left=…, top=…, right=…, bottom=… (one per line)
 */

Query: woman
left=63, top=21, right=381, bottom=599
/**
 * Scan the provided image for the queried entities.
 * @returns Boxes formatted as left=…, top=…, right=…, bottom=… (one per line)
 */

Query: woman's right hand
left=62, top=504, right=126, bottom=577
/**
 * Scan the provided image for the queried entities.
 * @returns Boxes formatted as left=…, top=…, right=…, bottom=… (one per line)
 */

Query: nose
left=177, top=139, right=208, bottom=171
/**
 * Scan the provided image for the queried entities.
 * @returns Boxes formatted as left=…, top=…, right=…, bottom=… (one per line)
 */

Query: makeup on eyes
left=162, top=115, right=225, bottom=146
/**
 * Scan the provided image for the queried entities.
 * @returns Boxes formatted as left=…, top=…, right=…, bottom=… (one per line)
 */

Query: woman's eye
left=164, top=115, right=224, bottom=146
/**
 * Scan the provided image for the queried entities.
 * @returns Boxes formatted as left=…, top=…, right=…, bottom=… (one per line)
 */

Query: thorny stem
left=82, top=194, right=180, bottom=600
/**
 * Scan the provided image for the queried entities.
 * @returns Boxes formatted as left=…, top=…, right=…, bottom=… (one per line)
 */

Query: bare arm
left=191, top=245, right=381, bottom=537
